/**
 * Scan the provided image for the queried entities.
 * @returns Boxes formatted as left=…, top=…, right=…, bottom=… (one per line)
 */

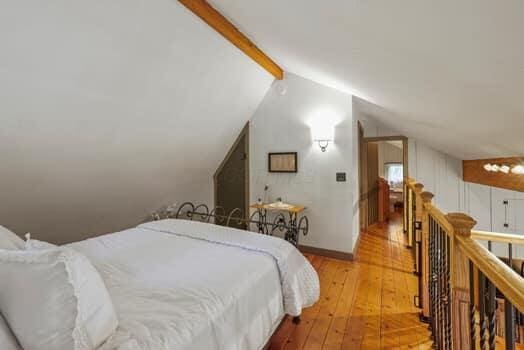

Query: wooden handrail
left=409, top=178, right=524, bottom=348
left=426, top=204, right=454, bottom=235
left=471, top=230, right=524, bottom=245
left=456, top=234, right=524, bottom=312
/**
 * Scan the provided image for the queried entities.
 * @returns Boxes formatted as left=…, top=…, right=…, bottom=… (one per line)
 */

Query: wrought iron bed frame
left=151, top=202, right=309, bottom=247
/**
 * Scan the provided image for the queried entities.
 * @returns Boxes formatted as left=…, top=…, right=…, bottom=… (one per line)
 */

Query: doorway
left=214, top=123, right=249, bottom=229
left=359, top=135, right=408, bottom=231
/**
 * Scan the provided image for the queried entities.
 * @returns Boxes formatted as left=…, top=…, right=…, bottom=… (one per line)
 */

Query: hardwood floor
left=268, top=216, right=433, bottom=349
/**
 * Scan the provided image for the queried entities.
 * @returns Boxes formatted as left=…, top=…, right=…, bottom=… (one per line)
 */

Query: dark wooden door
left=214, top=125, right=249, bottom=229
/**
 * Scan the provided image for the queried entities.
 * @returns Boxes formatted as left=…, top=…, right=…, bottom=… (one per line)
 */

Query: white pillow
left=0, top=246, right=118, bottom=350
left=0, top=314, right=21, bottom=350
left=0, top=226, right=24, bottom=250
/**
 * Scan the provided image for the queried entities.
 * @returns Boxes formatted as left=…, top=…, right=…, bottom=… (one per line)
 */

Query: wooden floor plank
left=322, top=263, right=360, bottom=349
left=284, top=259, right=339, bottom=349
left=303, top=261, right=348, bottom=350
left=270, top=215, right=432, bottom=349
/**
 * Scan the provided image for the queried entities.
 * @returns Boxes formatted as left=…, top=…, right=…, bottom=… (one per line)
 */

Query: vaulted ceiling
left=210, top=0, right=524, bottom=159
left=0, top=0, right=273, bottom=242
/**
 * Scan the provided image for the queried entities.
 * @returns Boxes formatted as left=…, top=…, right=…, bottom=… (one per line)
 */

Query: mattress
left=68, top=226, right=284, bottom=350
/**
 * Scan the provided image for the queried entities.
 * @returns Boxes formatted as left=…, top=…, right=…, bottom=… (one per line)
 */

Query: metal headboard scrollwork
left=150, top=202, right=309, bottom=246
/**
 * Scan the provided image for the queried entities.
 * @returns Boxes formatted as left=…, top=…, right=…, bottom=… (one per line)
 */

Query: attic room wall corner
left=249, top=73, right=355, bottom=254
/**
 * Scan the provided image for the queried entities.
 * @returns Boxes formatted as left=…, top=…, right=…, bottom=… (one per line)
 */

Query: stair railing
left=405, top=180, right=524, bottom=350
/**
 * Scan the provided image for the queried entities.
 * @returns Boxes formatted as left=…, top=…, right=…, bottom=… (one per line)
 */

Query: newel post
left=446, top=213, right=477, bottom=350
left=420, top=191, right=434, bottom=321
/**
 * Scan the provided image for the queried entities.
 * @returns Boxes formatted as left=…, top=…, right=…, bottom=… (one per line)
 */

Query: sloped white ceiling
left=210, top=0, right=524, bottom=159
left=0, top=0, right=273, bottom=242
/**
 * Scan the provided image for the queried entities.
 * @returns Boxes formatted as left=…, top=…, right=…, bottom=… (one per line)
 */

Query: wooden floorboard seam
left=269, top=216, right=432, bottom=350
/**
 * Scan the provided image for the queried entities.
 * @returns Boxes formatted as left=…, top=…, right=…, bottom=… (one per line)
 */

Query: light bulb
left=491, top=164, right=500, bottom=172
left=483, top=164, right=493, bottom=171
left=511, top=165, right=524, bottom=175
left=500, top=165, right=511, bottom=174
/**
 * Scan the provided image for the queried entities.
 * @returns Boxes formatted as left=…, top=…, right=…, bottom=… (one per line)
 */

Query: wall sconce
left=314, top=139, right=331, bottom=152
left=311, top=125, right=334, bottom=152
left=308, top=108, right=339, bottom=153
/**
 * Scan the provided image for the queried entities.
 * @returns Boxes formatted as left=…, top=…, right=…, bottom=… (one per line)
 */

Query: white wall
left=360, top=114, right=524, bottom=258
left=250, top=74, right=354, bottom=253
left=0, top=0, right=274, bottom=243
left=408, top=139, right=464, bottom=213
left=463, top=183, right=524, bottom=258
left=408, top=140, right=524, bottom=258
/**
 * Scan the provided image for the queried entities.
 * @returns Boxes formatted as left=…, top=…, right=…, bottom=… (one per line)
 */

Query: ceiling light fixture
left=484, top=163, right=524, bottom=175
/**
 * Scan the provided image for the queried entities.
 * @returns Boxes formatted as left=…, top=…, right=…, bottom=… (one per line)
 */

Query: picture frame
left=268, top=152, right=298, bottom=173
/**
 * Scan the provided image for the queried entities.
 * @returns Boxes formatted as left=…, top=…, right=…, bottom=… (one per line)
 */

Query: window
left=385, top=163, right=403, bottom=187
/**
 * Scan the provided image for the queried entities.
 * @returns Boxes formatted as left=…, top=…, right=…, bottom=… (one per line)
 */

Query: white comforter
left=68, top=219, right=319, bottom=350
left=140, top=220, right=320, bottom=316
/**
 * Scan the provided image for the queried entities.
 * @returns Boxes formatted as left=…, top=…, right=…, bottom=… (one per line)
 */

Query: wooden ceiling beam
left=178, top=0, right=284, bottom=80
left=463, top=157, right=524, bottom=192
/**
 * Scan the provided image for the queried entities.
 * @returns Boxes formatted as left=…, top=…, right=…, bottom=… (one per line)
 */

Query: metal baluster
left=437, top=223, right=443, bottom=349
left=413, top=193, right=417, bottom=262
left=516, top=243, right=524, bottom=342
left=440, top=226, right=446, bottom=350
left=469, top=261, right=476, bottom=350
left=504, top=243, right=515, bottom=350
left=486, top=279, right=496, bottom=350
left=418, top=223, right=424, bottom=306
left=433, top=218, right=440, bottom=349
left=479, top=270, right=488, bottom=350
left=412, top=194, right=418, bottom=273
left=429, top=216, right=435, bottom=339
left=504, top=298, right=516, bottom=350
left=445, top=232, right=452, bottom=350
left=431, top=216, right=438, bottom=347
left=485, top=241, right=496, bottom=350
left=441, top=226, right=447, bottom=349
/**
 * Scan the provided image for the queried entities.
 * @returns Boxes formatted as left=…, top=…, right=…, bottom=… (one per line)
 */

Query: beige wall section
left=378, top=142, right=404, bottom=178
left=249, top=74, right=354, bottom=253
left=0, top=0, right=274, bottom=243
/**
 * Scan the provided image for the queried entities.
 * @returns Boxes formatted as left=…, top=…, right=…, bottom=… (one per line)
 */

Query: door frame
left=213, top=122, right=250, bottom=220
left=357, top=122, right=366, bottom=231
left=359, top=134, right=408, bottom=231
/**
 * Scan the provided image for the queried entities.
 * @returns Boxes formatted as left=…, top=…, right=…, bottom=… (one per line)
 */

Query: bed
left=63, top=219, right=320, bottom=350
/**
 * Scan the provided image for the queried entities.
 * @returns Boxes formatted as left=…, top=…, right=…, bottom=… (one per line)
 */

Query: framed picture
left=268, top=152, right=298, bottom=173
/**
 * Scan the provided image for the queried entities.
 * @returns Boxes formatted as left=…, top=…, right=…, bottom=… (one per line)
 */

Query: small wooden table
left=250, top=202, right=307, bottom=246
